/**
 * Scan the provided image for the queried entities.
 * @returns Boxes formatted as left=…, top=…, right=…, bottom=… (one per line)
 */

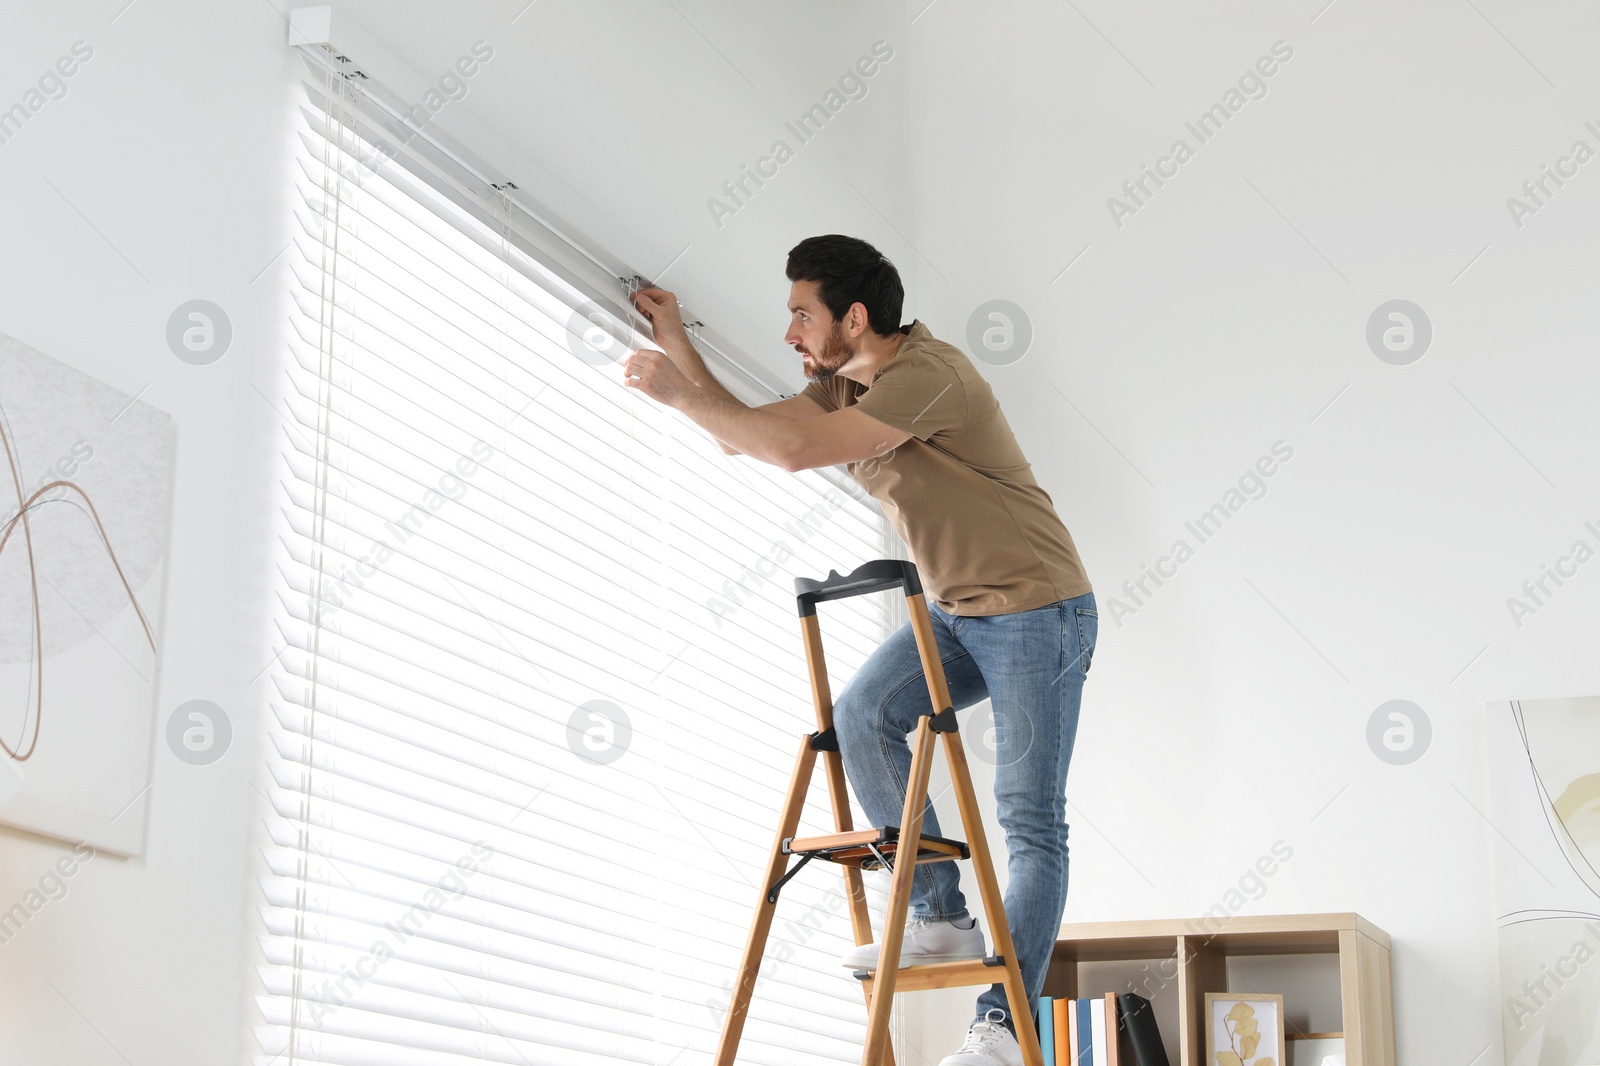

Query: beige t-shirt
left=800, top=320, right=1092, bottom=616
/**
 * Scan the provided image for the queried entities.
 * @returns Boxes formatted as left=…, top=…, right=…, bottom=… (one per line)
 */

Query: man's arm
left=713, top=393, right=829, bottom=455
left=674, top=390, right=912, bottom=473
left=623, top=345, right=911, bottom=470
left=629, top=285, right=827, bottom=455
left=666, top=348, right=827, bottom=457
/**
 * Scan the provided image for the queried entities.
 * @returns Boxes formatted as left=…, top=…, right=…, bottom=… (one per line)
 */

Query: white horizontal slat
left=267, top=598, right=815, bottom=789
left=268, top=412, right=886, bottom=660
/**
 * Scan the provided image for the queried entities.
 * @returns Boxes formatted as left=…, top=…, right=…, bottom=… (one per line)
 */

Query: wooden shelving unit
left=1044, top=912, right=1395, bottom=1066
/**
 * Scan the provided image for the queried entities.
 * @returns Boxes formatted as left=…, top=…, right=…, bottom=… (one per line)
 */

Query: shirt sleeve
left=799, top=377, right=840, bottom=413
left=853, top=349, right=968, bottom=440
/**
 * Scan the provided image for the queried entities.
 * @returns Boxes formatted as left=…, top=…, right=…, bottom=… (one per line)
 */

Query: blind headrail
left=287, top=5, right=793, bottom=410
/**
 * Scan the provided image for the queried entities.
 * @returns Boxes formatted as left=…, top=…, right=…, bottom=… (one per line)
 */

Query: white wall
left=896, top=2, right=1600, bottom=1063
left=3, top=1, right=1595, bottom=1063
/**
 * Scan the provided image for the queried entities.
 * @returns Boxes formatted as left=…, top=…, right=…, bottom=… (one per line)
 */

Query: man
left=622, top=235, right=1097, bottom=1066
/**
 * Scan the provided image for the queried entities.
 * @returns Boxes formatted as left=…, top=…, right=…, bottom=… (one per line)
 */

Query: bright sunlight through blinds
left=255, top=52, right=894, bottom=1066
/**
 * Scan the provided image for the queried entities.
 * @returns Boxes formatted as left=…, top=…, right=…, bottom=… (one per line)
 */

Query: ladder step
left=784, top=826, right=969, bottom=869
left=852, top=955, right=1008, bottom=992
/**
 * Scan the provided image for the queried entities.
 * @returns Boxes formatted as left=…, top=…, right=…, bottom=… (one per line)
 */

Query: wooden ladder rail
left=713, top=560, right=1045, bottom=1066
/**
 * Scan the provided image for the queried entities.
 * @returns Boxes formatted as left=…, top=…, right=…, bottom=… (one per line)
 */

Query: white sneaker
left=938, top=1010, right=1023, bottom=1066
left=840, top=915, right=985, bottom=970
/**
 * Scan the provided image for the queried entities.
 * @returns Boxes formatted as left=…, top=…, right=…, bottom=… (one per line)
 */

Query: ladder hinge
left=809, top=727, right=838, bottom=751
left=928, top=706, right=958, bottom=732
left=766, top=848, right=813, bottom=904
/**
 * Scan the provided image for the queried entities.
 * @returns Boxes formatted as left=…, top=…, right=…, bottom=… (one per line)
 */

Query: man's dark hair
left=785, top=235, right=905, bottom=337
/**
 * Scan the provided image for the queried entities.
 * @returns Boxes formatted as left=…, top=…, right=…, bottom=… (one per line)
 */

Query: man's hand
left=623, top=347, right=702, bottom=409
left=629, top=286, right=724, bottom=397
left=630, top=286, right=688, bottom=353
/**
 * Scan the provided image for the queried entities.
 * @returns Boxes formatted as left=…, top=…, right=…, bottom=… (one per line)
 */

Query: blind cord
left=287, top=44, right=354, bottom=1064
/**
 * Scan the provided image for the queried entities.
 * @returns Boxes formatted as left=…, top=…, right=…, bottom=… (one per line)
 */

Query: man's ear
left=847, top=302, right=869, bottom=337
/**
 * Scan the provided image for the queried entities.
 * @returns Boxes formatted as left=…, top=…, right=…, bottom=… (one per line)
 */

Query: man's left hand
left=623, top=347, right=701, bottom=408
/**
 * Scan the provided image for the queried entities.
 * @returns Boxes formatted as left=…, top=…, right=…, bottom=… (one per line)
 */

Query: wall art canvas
left=1, top=331, right=174, bottom=856
left=1489, top=696, right=1600, bottom=1065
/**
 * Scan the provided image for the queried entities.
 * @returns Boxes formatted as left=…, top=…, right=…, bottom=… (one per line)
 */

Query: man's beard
left=803, top=322, right=851, bottom=383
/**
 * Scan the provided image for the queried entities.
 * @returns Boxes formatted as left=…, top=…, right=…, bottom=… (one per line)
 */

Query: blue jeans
left=833, top=591, right=1098, bottom=1034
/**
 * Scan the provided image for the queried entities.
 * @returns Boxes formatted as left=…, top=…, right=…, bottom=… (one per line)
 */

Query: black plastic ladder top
left=795, top=559, right=923, bottom=617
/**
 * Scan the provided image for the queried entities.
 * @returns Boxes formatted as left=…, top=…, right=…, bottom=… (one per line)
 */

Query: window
left=256, top=47, right=896, bottom=1066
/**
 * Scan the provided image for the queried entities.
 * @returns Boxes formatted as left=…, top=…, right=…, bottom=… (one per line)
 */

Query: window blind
left=256, top=48, right=898, bottom=1066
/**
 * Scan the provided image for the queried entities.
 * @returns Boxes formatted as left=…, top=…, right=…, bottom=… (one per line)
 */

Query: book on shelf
left=1048, top=993, right=1169, bottom=1066
left=1119, top=992, right=1170, bottom=1066
left=1090, top=996, right=1108, bottom=1065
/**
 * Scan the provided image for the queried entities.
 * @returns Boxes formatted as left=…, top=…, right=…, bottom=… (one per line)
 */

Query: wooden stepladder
left=713, top=560, right=1045, bottom=1066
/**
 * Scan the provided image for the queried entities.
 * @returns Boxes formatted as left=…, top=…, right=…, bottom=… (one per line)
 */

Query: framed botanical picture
left=1205, top=992, right=1286, bottom=1066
